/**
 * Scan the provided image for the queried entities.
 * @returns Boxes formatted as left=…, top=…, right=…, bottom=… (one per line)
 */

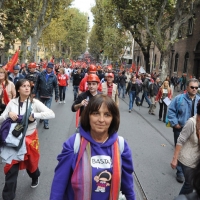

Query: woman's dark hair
left=80, top=94, right=120, bottom=136
left=15, top=79, right=31, bottom=98
left=192, top=158, right=200, bottom=196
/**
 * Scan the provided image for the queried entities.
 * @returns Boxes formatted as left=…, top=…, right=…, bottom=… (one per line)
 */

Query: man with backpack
left=118, top=71, right=127, bottom=98
left=141, top=74, right=151, bottom=108
left=168, top=78, right=200, bottom=183
left=148, top=77, right=160, bottom=115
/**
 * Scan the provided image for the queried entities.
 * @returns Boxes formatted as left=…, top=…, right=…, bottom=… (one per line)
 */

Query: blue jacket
left=168, top=93, right=200, bottom=127
left=50, top=126, right=135, bottom=200
left=33, top=70, right=59, bottom=100
left=8, top=73, right=24, bottom=85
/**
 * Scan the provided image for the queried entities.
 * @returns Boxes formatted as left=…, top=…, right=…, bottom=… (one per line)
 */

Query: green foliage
left=41, top=8, right=88, bottom=59
left=90, top=0, right=130, bottom=63
left=88, top=25, right=102, bottom=61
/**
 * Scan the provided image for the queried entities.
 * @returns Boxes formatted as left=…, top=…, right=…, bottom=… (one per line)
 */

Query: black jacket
left=126, top=81, right=139, bottom=95
left=33, top=70, right=59, bottom=100
left=148, top=83, right=160, bottom=97
left=73, top=73, right=83, bottom=86
left=118, top=75, right=127, bottom=86
left=142, top=78, right=150, bottom=92
left=71, top=90, right=97, bottom=116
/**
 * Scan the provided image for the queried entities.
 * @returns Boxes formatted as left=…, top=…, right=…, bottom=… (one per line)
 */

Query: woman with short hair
left=0, top=79, right=55, bottom=200
left=50, top=94, right=135, bottom=200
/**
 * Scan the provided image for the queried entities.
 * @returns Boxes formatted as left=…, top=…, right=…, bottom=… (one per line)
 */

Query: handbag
left=15, top=98, right=32, bottom=151
left=12, top=97, right=28, bottom=137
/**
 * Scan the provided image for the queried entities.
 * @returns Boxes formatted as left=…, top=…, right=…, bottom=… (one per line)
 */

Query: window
left=188, top=18, right=194, bottom=35
left=174, top=53, right=179, bottom=72
left=183, top=53, right=189, bottom=73
left=127, top=51, right=130, bottom=55
left=159, top=54, right=162, bottom=69
left=153, top=54, right=157, bottom=69
left=178, top=29, right=182, bottom=38
left=27, top=46, right=30, bottom=51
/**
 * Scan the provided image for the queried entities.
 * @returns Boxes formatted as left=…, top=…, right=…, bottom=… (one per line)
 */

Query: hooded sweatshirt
left=50, top=126, right=135, bottom=200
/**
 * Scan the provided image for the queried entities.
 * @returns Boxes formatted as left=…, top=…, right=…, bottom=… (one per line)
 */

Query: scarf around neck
left=71, top=136, right=121, bottom=200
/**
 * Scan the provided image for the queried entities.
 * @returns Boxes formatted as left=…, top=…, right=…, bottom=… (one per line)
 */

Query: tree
left=41, top=7, right=88, bottom=60
left=0, top=0, right=73, bottom=63
left=91, top=0, right=130, bottom=64
left=88, top=25, right=102, bottom=61
left=112, top=0, right=200, bottom=79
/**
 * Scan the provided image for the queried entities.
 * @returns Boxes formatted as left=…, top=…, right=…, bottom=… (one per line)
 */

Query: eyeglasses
left=190, top=86, right=198, bottom=90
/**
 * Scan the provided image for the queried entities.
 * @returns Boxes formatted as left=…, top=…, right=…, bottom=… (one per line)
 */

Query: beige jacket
left=178, top=115, right=200, bottom=168
left=0, top=80, right=16, bottom=104
left=102, top=82, right=119, bottom=106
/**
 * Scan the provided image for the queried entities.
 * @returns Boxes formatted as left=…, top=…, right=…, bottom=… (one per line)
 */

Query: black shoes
left=158, top=118, right=162, bottom=121
left=31, top=177, right=39, bottom=188
left=44, top=124, right=49, bottom=129
left=39, top=119, right=43, bottom=123
left=176, top=175, right=185, bottom=183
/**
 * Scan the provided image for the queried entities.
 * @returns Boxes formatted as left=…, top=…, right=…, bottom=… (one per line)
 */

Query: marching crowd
left=0, top=61, right=200, bottom=200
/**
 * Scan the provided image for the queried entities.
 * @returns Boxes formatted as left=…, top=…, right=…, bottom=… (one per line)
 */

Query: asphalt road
left=0, top=86, right=182, bottom=200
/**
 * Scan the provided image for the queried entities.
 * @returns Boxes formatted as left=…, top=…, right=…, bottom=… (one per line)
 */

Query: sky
left=71, top=0, right=95, bottom=29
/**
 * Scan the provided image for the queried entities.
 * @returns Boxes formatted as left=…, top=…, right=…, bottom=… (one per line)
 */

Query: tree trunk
left=160, top=53, right=170, bottom=81
left=30, top=36, right=38, bottom=62
left=20, top=39, right=27, bottom=63
left=30, top=26, right=45, bottom=62
left=143, top=52, right=150, bottom=73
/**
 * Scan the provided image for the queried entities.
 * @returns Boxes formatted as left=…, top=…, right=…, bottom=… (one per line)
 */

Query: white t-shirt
left=65, top=68, right=72, bottom=77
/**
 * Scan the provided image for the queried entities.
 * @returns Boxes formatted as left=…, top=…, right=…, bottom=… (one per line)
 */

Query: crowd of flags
left=3, top=51, right=144, bottom=75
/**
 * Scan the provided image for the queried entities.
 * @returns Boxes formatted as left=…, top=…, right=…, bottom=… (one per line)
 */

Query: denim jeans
left=173, top=128, right=184, bottom=177
left=141, top=91, right=151, bottom=106
left=73, top=85, right=79, bottom=100
left=181, top=83, right=186, bottom=91
left=179, top=162, right=194, bottom=195
left=129, top=91, right=136, bottom=110
left=118, top=85, right=126, bottom=98
left=40, top=97, right=52, bottom=125
left=59, top=86, right=66, bottom=101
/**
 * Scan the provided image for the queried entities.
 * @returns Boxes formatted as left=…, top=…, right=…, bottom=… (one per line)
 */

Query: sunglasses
left=190, top=86, right=198, bottom=90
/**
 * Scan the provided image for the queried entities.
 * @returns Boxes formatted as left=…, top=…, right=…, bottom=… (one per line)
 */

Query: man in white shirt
left=64, top=65, right=72, bottom=87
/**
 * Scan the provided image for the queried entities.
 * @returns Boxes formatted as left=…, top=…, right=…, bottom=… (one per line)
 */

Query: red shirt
left=107, top=83, right=113, bottom=97
left=57, top=74, right=68, bottom=86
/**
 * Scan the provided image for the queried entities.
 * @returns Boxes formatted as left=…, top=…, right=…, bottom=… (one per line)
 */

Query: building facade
left=132, top=5, right=200, bottom=79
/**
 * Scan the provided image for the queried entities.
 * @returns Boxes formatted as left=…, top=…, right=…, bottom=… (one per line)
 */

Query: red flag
left=42, top=61, right=47, bottom=69
left=131, top=63, right=136, bottom=71
left=70, top=59, right=74, bottom=68
left=2, top=83, right=10, bottom=105
left=4, top=50, right=19, bottom=73
left=50, top=56, right=54, bottom=63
